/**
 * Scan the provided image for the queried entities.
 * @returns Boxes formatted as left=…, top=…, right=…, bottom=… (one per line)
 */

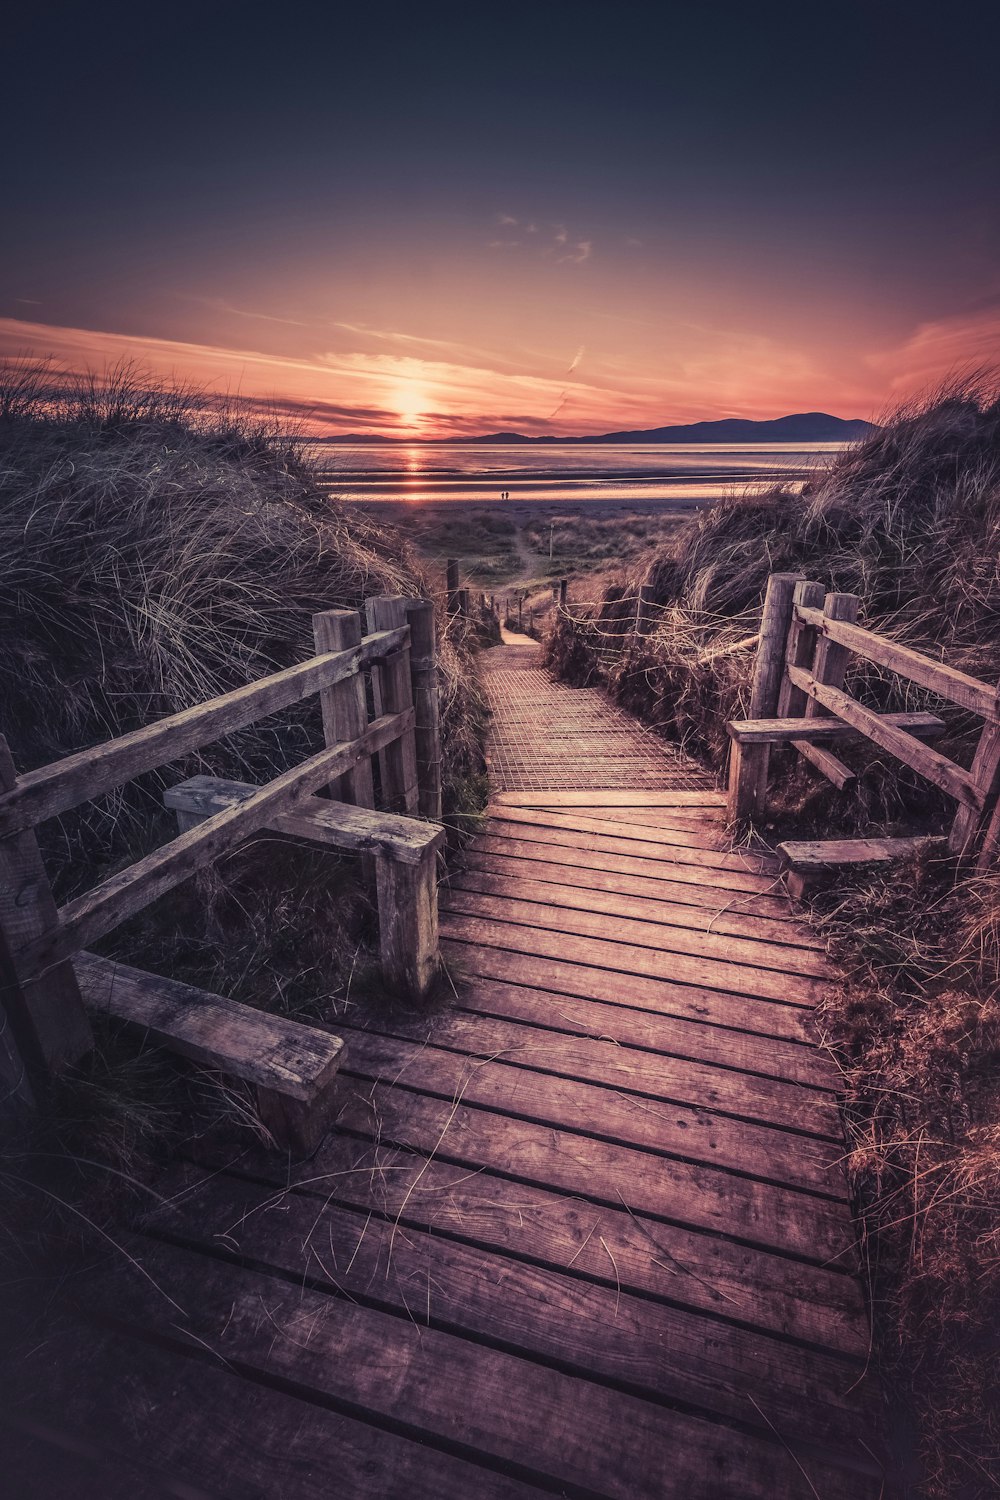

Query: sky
left=2, top=1, right=999, bottom=438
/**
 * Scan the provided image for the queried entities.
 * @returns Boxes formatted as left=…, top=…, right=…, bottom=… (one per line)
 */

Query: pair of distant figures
left=500, top=489, right=510, bottom=500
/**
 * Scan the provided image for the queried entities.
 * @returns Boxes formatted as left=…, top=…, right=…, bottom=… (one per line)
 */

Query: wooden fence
left=726, top=573, right=1000, bottom=886
left=0, top=595, right=444, bottom=1146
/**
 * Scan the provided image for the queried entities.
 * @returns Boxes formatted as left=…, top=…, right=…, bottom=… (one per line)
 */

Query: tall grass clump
left=0, top=361, right=489, bottom=1182
left=546, top=378, right=1000, bottom=1496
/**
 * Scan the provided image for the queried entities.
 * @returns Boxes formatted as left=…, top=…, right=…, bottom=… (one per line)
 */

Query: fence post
left=805, top=593, right=860, bottom=720
left=0, top=736, right=93, bottom=1097
left=375, top=849, right=439, bottom=999
left=727, top=573, right=803, bottom=822
left=559, top=578, right=568, bottom=610
left=459, top=589, right=470, bottom=618
left=446, top=559, right=461, bottom=615
left=635, top=584, right=654, bottom=636
left=365, top=597, right=420, bottom=815
left=777, top=581, right=825, bottom=717
left=950, top=713, right=1000, bottom=861
left=312, top=608, right=375, bottom=809
left=404, top=599, right=443, bottom=821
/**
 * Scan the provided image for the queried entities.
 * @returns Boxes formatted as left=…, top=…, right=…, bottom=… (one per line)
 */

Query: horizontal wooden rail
left=17, top=710, right=414, bottom=973
left=794, top=607, right=998, bottom=718
left=727, top=710, right=946, bottom=745
left=785, top=666, right=981, bottom=810
left=0, top=626, right=409, bottom=840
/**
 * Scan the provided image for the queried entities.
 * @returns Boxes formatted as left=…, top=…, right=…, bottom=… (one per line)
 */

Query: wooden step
left=777, top=835, right=950, bottom=898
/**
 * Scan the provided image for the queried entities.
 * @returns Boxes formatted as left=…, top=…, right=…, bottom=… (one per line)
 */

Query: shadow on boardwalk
left=3, top=641, right=887, bottom=1499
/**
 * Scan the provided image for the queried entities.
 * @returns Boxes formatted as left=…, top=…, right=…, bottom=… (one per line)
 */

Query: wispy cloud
left=178, top=293, right=309, bottom=327
left=492, top=216, right=593, bottom=265
left=867, top=303, right=1000, bottom=394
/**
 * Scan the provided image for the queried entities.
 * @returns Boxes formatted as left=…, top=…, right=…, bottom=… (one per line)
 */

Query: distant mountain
left=320, top=413, right=875, bottom=445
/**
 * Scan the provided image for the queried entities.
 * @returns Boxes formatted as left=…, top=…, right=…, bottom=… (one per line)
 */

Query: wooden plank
left=405, top=598, right=444, bottom=819
left=439, top=907, right=829, bottom=1008
left=0, top=626, right=408, bottom=838
left=443, top=878, right=831, bottom=979
left=729, top=573, right=803, bottom=820
left=461, top=849, right=822, bottom=947
left=337, top=1008, right=842, bottom=1137
left=489, top=804, right=747, bottom=857
left=441, top=937, right=821, bottom=1047
left=74, top=951, right=345, bottom=1151
left=785, top=666, right=981, bottom=809
left=472, top=833, right=799, bottom=916
left=341, top=1031, right=845, bottom=1195
left=487, top=814, right=780, bottom=882
left=366, top=596, right=419, bottom=815
left=376, top=846, right=440, bottom=998
left=776, top=579, right=825, bottom=718
left=795, top=605, right=999, bottom=718
left=0, top=736, right=92, bottom=1080
left=313, top=607, right=376, bottom=808
left=20, top=710, right=413, bottom=970
left=79, top=1237, right=879, bottom=1500
left=491, top=790, right=725, bottom=808
left=727, top=710, right=946, bottom=745
left=164, top=774, right=443, bottom=865
left=451, top=972, right=835, bottom=1088
left=15, top=1323, right=540, bottom=1500
left=334, top=1077, right=857, bottom=1267
left=153, top=1168, right=876, bottom=1455
left=950, top=716, right=1000, bottom=859
left=195, top=1132, right=869, bottom=1357
left=778, top=835, right=949, bottom=871
left=795, top=742, right=856, bottom=790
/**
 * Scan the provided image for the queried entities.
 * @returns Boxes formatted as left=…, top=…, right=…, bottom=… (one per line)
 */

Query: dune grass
left=545, top=380, right=1000, bottom=1498
left=0, top=361, right=489, bottom=1199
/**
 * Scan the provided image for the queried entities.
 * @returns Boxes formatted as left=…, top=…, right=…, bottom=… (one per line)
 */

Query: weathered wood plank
left=334, top=1077, right=857, bottom=1266
left=74, top=951, right=345, bottom=1150
left=778, top=835, right=949, bottom=871
left=460, top=849, right=822, bottom=947
left=192, top=1133, right=868, bottom=1357
left=405, top=598, right=444, bottom=819
left=376, top=846, right=440, bottom=998
left=446, top=871, right=831, bottom=976
left=16, top=1322, right=543, bottom=1500
left=0, top=626, right=409, bottom=838
left=79, top=1237, right=878, bottom=1500
left=472, top=832, right=799, bottom=915
left=727, top=710, right=946, bottom=745
left=439, top=908, right=830, bottom=1008
left=486, top=816, right=781, bottom=886
left=795, top=605, right=999, bottom=718
left=441, top=937, right=822, bottom=1047
left=366, top=596, right=420, bottom=815
left=337, top=1007, right=842, bottom=1137
left=785, top=666, right=980, bottom=809
left=313, top=607, right=376, bottom=808
left=777, top=580, right=826, bottom=719
left=153, top=1168, right=875, bottom=1455
left=341, top=1031, right=845, bottom=1195
left=490, top=804, right=753, bottom=858
left=21, top=710, right=413, bottom=969
left=491, top=790, right=725, bottom=808
left=164, top=773, right=443, bottom=865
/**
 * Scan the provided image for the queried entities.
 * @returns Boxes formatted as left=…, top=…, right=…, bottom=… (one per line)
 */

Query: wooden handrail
left=785, top=667, right=981, bottom=809
left=17, top=709, right=414, bottom=971
left=0, top=624, right=409, bottom=838
left=794, top=606, right=998, bottom=718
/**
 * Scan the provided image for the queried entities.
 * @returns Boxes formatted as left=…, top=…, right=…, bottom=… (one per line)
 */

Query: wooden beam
left=785, top=666, right=980, bottom=809
left=19, top=710, right=414, bottom=972
left=74, top=951, right=346, bottom=1152
left=313, top=609, right=376, bottom=809
left=367, top=597, right=420, bottom=816
left=776, top=580, right=825, bottom=718
left=794, top=607, right=998, bottom=718
left=727, top=710, right=947, bottom=744
left=405, top=599, right=443, bottom=820
left=950, top=716, right=1000, bottom=861
left=163, top=774, right=443, bottom=865
left=0, top=626, right=408, bottom=839
left=794, top=744, right=856, bottom=790
left=727, top=573, right=803, bottom=822
left=376, top=847, right=440, bottom=999
left=0, top=736, right=92, bottom=1083
left=778, top=836, right=949, bottom=871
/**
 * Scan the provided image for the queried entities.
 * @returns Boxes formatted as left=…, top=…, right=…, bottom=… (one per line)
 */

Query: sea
left=309, top=442, right=842, bottom=508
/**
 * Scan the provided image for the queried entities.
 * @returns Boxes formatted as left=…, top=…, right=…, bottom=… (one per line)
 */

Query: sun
left=393, top=381, right=427, bottom=427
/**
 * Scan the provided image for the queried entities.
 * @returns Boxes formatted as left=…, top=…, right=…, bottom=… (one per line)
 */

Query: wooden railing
left=727, top=573, right=1000, bottom=870
left=0, top=595, right=444, bottom=1126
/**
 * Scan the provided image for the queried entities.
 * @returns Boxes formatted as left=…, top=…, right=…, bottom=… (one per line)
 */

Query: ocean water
left=310, top=442, right=842, bottom=507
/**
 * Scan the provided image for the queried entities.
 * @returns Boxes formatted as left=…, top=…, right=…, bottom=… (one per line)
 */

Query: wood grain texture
left=313, top=607, right=376, bottom=808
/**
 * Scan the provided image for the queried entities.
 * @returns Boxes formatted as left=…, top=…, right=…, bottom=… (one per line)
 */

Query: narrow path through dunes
left=11, top=639, right=886, bottom=1498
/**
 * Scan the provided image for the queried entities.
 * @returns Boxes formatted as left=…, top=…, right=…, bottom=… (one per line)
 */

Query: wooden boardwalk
left=9, top=641, right=884, bottom=1498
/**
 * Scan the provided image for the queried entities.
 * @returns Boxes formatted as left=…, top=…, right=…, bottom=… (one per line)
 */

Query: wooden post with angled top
left=635, top=583, right=654, bottom=636
left=404, top=599, right=442, bottom=821
left=0, top=735, right=93, bottom=1098
left=365, top=596, right=419, bottom=816
left=950, top=710, right=1000, bottom=863
left=775, top=580, right=855, bottom=789
left=312, top=608, right=375, bottom=810
left=727, top=573, right=803, bottom=822
left=446, top=559, right=461, bottom=616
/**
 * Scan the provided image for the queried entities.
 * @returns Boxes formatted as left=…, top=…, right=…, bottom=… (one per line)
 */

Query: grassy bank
left=545, top=382, right=1000, bottom=1497
left=0, top=364, right=489, bottom=1202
